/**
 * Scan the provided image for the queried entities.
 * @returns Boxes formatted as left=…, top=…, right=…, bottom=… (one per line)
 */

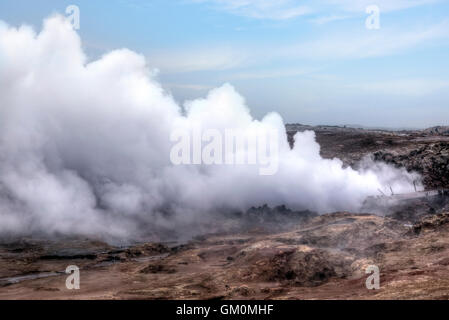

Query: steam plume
left=0, top=16, right=421, bottom=241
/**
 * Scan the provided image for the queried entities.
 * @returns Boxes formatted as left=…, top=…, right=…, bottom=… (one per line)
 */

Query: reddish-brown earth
left=1, top=125, right=449, bottom=300
left=2, top=211, right=449, bottom=299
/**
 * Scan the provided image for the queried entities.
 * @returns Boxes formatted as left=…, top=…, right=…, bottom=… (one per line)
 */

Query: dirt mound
left=423, top=126, right=449, bottom=136
left=373, top=142, right=449, bottom=189
left=233, top=244, right=345, bottom=286
left=411, top=212, right=449, bottom=235
left=277, top=212, right=405, bottom=249
left=140, top=264, right=177, bottom=274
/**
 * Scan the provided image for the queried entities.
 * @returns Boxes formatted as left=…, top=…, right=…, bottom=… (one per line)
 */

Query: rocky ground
left=1, top=124, right=449, bottom=300
left=2, top=210, right=449, bottom=299
left=286, top=124, right=449, bottom=189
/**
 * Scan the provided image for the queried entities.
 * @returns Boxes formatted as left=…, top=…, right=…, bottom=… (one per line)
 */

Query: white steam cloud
left=0, top=16, right=420, bottom=241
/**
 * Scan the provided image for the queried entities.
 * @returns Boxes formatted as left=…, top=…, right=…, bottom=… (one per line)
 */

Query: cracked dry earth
left=2, top=211, right=449, bottom=299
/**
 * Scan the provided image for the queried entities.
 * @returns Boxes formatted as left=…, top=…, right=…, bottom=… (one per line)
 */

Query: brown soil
left=2, top=125, right=449, bottom=300
left=1, top=211, right=449, bottom=300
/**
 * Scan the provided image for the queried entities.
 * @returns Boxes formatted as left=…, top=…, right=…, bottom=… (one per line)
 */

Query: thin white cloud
left=325, top=0, right=442, bottom=13
left=281, top=20, right=449, bottom=60
left=147, top=20, right=449, bottom=75
left=191, top=0, right=311, bottom=20
left=309, top=0, right=443, bottom=25
left=147, top=47, right=248, bottom=73
left=231, top=67, right=315, bottom=80
left=310, top=14, right=351, bottom=25
left=348, top=78, right=449, bottom=96
left=191, top=0, right=442, bottom=22
left=164, top=83, right=214, bottom=90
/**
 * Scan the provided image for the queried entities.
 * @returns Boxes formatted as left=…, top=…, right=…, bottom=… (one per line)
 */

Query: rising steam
left=0, top=16, right=421, bottom=241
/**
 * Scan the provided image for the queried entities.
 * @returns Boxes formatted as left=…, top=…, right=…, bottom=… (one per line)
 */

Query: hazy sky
left=1, top=0, right=449, bottom=128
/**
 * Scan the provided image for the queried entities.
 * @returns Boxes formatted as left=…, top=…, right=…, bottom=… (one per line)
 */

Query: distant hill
left=285, top=123, right=449, bottom=133
left=423, top=126, right=449, bottom=135
left=285, top=123, right=419, bottom=133
left=343, top=124, right=422, bottom=131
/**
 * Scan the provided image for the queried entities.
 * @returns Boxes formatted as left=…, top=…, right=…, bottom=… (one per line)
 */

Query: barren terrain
left=1, top=125, right=449, bottom=300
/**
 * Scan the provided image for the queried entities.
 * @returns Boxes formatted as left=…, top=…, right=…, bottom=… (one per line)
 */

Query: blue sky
left=1, top=0, right=449, bottom=128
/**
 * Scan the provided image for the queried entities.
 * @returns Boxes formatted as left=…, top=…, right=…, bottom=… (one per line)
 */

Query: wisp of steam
left=0, top=16, right=421, bottom=241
